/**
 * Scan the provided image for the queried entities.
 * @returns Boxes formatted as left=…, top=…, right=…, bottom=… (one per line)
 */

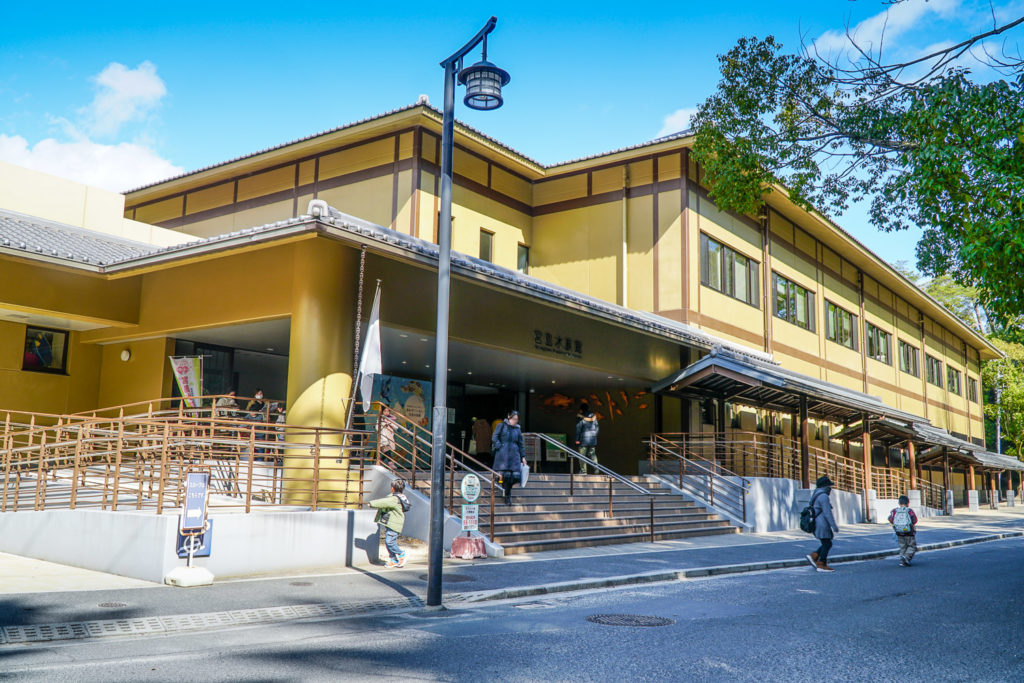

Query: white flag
left=357, top=286, right=382, bottom=411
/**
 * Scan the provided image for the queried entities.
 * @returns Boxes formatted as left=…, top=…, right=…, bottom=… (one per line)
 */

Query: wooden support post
left=862, top=415, right=872, bottom=521
left=967, top=465, right=975, bottom=497
left=990, top=471, right=998, bottom=509
left=715, top=397, right=726, bottom=464
left=942, top=447, right=952, bottom=514
left=907, top=441, right=917, bottom=490
left=799, top=395, right=810, bottom=489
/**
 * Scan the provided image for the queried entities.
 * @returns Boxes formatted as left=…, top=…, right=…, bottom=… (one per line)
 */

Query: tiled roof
left=0, top=209, right=157, bottom=267
left=124, top=103, right=693, bottom=193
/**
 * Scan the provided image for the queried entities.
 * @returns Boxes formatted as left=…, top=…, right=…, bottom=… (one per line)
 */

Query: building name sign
left=533, top=330, right=583, bottom=359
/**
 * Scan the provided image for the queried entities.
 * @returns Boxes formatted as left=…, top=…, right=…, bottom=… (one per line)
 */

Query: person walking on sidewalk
left=492, top=410, right=526, bottom=505
left=805, top=475, right=840, bottom=573
left=888, top=494, right=919, bottom=566
left=369, top=479, right=411, bottom=568
left=575, top=402, right=600, bottom=475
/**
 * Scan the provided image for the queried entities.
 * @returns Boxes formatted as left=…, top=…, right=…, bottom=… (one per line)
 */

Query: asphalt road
left=2, top=520, right=1018, bottom=628
left=2, top=535, right=1023, bottom=682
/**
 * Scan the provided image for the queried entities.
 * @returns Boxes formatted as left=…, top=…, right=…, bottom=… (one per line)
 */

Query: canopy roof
left=652, top=346, right=922, bottom=425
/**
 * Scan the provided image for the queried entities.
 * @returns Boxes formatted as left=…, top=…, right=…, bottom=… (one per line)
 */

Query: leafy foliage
left=691, top=33, right=1024, bottom=320
left=982, top=339, right=1024, bottom=460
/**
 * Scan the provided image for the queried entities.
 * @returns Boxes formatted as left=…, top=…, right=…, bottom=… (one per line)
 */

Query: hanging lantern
left=458, top=59, right=510, bottom=110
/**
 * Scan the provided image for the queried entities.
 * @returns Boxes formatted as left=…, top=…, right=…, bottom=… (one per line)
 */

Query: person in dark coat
left=574, top=402, right=599, bottom=475
left=805, top=475, right=840, bottom=572
left=492, top=410, right=525, bottom=505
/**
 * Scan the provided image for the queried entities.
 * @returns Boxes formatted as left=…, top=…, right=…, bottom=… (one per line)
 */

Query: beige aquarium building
left=0, top=102, right=1019, bottom=508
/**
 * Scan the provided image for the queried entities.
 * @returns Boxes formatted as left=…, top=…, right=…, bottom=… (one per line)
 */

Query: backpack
left=799, top=491, right=824, bottom=534
left=892, top=507, right=913, bottom=534
left=396, top=493, right=411, bottom=513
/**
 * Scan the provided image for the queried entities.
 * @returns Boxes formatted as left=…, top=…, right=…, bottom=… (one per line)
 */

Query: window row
left=478, top=228, right=530, bottom=275
left=700, top=233, right=760, bottom=306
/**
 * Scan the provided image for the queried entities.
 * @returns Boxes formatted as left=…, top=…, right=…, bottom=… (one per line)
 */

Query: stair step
left=493, top=518, right=732, bottom=540
left=500, top=526, right=739, bottom=554
left=488, top=511, right=721, bottom=531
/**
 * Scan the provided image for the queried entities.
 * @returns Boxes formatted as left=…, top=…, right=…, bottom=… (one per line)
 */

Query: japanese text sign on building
left=181, top=471, right=210, bottom=532
left=533, top=330, right=583, bottom=359
left=461, top=504, right=479, bottom=532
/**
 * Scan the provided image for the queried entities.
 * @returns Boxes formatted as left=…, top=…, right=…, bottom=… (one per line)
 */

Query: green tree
left=691, top=18, right=1024, bottom=320
left=982, top=339, right=1024, bottom=461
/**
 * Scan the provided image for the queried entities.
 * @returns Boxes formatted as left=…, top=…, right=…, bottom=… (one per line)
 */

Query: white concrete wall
left=752, top=478, right=864, bottom=533
left=0, top=508, right=381, bottom=583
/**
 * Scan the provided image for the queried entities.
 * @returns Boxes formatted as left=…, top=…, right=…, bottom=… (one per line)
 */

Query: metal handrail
left=526, top=432, right=655, bottom=540
left=647, top=439, right=748, bottom=522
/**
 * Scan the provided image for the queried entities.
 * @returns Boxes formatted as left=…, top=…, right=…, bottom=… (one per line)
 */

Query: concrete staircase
left=481, top=473, right=739, bottom=554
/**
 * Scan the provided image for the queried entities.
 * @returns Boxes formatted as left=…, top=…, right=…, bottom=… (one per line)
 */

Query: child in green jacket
left=370, top=479, right=410, bottom=568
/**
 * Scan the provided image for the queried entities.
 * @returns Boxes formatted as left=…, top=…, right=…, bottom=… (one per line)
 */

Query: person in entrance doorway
left=492, top=410, right=526, bottom=505
left=888, top=495, right=919, bottom=566
left=805, top=475, right=840, bottom=573
left=472, top=416, right=493, bottom=468
left=575, top=402, right=599, bottom=475
left=369, top=478, right=411, bottom=568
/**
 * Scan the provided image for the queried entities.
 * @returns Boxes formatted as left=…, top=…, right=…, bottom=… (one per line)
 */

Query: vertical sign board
left=181, top=471, right=210, bottom=532
left=461, top=504, right=479, bottom=531
left=176, top=520, right=214, bottom=558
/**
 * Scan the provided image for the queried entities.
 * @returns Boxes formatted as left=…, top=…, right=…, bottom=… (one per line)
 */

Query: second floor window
left=865, top=322, right=892, bottom=365
left=517, top=244, right=529, bottom=274
left=825, top=301, right=858, bottom=350
left=479, top=229, right=494, bottom=262
left=947, top=366, right=962, bottom=395
left=968, top=377, right=979, bottom=403
left=899, top=340, right=920, bottom=377
left=700, top=233, right=759, bottom=307
left=773, top=273, right=815, bottom=331
left=926, top=355, right=943, bottom=387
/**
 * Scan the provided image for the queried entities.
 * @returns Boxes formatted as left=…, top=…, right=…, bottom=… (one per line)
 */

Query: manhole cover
left=585, top=614, right=674, bottom=627
left=98, top=602, right=128, bottom=608
left=289, top=581, right=313, bottom=586
left=417, top=574, right=475, bottom=583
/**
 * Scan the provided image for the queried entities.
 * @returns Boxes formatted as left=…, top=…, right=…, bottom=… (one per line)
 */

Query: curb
left=461, top=531, right=1023, bottom=604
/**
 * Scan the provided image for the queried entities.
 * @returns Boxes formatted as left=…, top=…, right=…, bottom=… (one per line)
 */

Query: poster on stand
left=370, top=374, right=433, bottom=428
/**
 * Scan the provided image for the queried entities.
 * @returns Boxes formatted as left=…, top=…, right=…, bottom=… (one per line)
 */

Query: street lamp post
left=427, top=17, right=510, bottom=608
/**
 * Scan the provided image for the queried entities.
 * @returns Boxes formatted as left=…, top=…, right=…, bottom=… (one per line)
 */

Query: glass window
left=479, top=229, right=493, bottom=262
left=968, top=377, right=979, bottom=403
left=947, top=366, right=962, bottom=395
left=517, top=244, right=529, bottom=274
left=772, top=273, right=815, bottom=331
left=825, top=301, right=857, bottom=350
left=898, top=340, right=920, bottom=377
left=23, top=326, right=69, bottom=374
left=866, top=323, right=892, bottom=365
left=700, top=233, right=759, bottom=306
left=926, top=355, right=943, bottom=387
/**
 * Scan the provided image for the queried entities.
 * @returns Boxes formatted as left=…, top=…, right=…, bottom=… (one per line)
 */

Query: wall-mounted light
left=120, top=349, right=132, bottom=362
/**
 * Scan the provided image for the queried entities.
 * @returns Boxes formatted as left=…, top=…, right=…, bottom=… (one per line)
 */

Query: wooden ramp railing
left=0, top=397, right=371, bottom=514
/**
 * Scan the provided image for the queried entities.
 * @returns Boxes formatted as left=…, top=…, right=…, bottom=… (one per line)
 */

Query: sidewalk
left=2, top=507, right=1022, bottom=639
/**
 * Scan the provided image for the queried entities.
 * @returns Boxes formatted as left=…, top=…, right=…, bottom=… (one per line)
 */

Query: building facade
left=0, top=103, right=1004, bottom=499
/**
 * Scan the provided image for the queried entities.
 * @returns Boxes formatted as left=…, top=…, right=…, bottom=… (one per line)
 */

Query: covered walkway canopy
left=832, top=418, right=1024, bottom=473
left=652, top=346, right=923, bottom=425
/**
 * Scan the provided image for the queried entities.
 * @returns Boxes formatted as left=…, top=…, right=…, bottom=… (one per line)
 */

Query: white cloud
left=80, top=61, right=167, bottom=138
left=815, top=0, right=960, bottom=58
left=0, top=134, right=183, bottom=193
left=0, top=61, right=181, bottom=193
left=658, top=107, right=697, bottom=137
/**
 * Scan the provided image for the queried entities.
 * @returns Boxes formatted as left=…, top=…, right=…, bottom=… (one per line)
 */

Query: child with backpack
left=888, top=494, right=918, bottom=566
left=370, top=479, right=412, bottom=568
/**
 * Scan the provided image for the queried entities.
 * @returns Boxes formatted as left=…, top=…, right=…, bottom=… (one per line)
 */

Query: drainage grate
left=289, top=582, right=314, bottom=587
left=418, top=574, right=475, bottom=583
left=97, top=602, right=128, bottom=608
left=585, top=614, right=675, bottom=627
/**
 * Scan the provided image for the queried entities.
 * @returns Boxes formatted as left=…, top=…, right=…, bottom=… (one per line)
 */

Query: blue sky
left=2, top=0, right=1021, bottom=267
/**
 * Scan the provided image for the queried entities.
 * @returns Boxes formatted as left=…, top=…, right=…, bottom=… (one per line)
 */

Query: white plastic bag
left=520, top=463, right=530, bottom=488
